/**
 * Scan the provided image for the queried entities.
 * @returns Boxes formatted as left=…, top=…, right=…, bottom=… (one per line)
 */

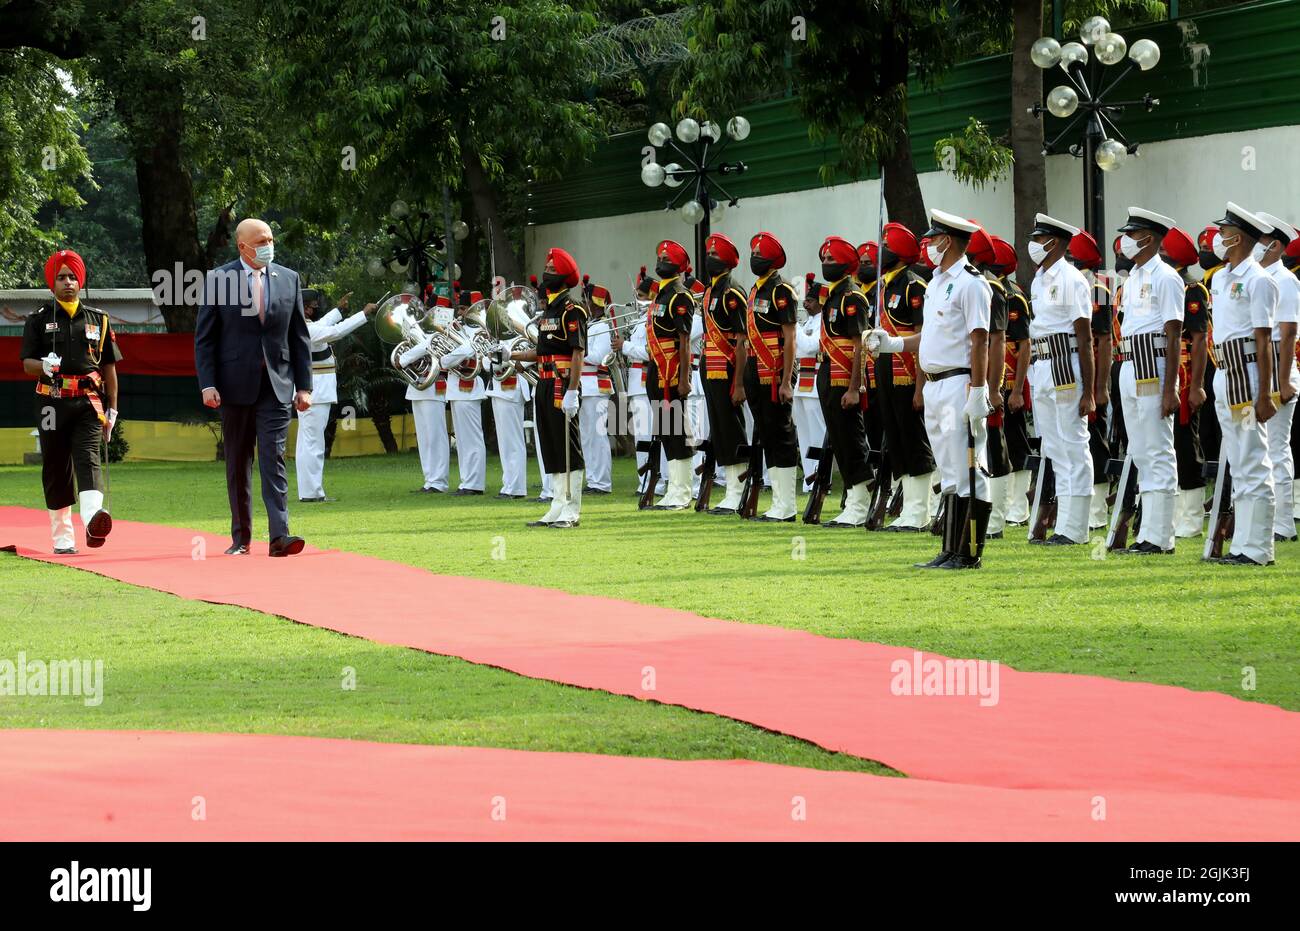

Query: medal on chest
left=539, top=318, right=559, bottom=334
left=85, top=323, right=101, bottom=342
left=45, top=321, right=59, bottom=332
left=887, top=293, right=901, bottom=309
left=1229, top=282, right=1245, bottom=301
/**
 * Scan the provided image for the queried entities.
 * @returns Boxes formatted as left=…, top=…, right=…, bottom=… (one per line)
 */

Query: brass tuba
left=372, top=292, right=470, bottom=391
left=485, top=285, right=541, bottom=386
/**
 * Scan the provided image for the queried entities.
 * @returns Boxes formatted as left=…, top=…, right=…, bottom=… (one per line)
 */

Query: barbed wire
left=583, top=8, right=692, bottom=79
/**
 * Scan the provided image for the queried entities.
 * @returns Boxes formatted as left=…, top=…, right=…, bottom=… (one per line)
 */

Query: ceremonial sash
left=702, top=287, right=737, bottom=379
left=796, top=357, right=817, bottom=392
left=434, top=378, right=447, bottom=394
left=36, top=371, right=108, bottom=424
left=746, top=283, right=783, bottom=400
left=646, top=302, right=680, bottom=390
left=878, top=306, right=917, bottom=385
left=818, top=332, right=856, bottom=388
left=458, top=377, right=477, bottom=392
left=538, top=354, right=575, bottom=408
left=500, top=375, right=518, bottom=391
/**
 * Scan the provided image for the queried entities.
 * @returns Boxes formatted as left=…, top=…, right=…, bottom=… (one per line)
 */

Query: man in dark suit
left=195, top=218, right=312, bottom=556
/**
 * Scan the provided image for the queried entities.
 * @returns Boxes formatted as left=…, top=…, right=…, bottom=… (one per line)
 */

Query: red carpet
left=4, top=506, right=1299, bottom=805
left=2, top=730, right=1296, bottom=841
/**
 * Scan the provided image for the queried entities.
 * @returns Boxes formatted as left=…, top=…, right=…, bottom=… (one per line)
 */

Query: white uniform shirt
left=621, top=319, right=649, bottom=397
left=1267, top=261, right=1299, bottom=341
left=306, top=308, right=369, bottom=404
left=918, top=256, right=992, bottom=374
left=689, top=312, right=704, bottom=394
left=1210, top=257, right=1277, bottom=343
left=441, top=325, right=486, bottom=401
left=485, top=366, right=532, bottom=402
left=794, top=311, right=821, bottom=397
left=581, top=317, right=612, bottom=398
left=1029, top=255, right=1091, bottom=339
left=1120, top=253, right=1184, bottom=338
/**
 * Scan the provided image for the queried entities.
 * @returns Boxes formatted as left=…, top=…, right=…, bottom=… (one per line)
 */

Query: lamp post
left=366, top=198, right=469, bottom=299
left=640, top=115, right=751, bottom=273
left=1028, top=17, right=1161, bottom=257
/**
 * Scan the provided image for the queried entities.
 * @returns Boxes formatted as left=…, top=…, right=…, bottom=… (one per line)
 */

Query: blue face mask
left=254, top=243, right=274, bottom=265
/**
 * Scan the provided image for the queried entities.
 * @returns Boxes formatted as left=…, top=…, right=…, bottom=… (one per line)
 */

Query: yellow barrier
left=0, top=414, right=421, bottom=464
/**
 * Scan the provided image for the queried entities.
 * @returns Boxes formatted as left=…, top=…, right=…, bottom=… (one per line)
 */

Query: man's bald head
left=235, top=218, right=274, bottom=268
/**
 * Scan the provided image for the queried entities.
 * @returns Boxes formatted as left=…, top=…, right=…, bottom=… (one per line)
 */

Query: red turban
left=545, top=247, right=580, bottom=287
left=705, top=233, right=739, bottom=268
left=881, top=223, right=920, bottom=265
left=750, top=231, right=786, bottom=268
left=1162, top=227, right=1198, bottom=269
left=818, top=235, right=858, bottom=267
left=1070, top=231, right=1103, bottom=269
left=45, top=249, right=86, bottom=292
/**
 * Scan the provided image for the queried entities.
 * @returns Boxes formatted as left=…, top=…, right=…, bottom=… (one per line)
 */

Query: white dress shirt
left=918, top=255, right=992, bottom=374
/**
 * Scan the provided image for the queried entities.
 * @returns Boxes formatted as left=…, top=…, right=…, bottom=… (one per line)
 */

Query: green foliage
left=106, top=417, right=129, bottom=462
left=934, top=117, right=1014, bottom=190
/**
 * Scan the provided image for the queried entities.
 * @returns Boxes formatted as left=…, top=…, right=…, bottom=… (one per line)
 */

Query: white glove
left=104, top=408, right=118, bottom=435
left=963, top=383, right=991, bottom=422
left=867, top=330, right=902, bottom=354
left=41, top=353, right=62, bottom=377
left=562, top=389, right=579, bottom=415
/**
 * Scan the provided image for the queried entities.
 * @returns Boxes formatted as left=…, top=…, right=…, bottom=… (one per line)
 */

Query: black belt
left=311, top=348, right=333, bottom=362
left=926, top=367, right=971, bottom=382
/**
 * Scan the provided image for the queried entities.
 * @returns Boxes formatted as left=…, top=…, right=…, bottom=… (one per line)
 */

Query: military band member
left=1067, top=231, right=1115, bottom=530
left=612, top=301, right=653, bottom=491
left=21, top=249, right=120, bottom=553
left=1110, top=207, right=1185, bottom=553
left=444, top=289, right=487, bottom=495
left=794, top=273, right=828, bottom=489
left=1027, top=213, right=1097, bottom=545
left=698, top=233, right=750, bottom=513
left=296, top=290, right=374, bottom=502
left=1254, top=211, right=1299, bottom=542
left=486, top=320, right=530, bottom=500
left=869, top=210, right=993, bottom=568
left=579, top=278, right=614, bottom=494
left=408, top=292, right=452, bottom=494
left=686, top=274, right=712, bottom=496
left=815, top=236, right=874, bottom=526
left=743, top=231, right=801, bottom=521
left=866, top=223, right=935, bottom=531
left=511, top=247, right=586, bottom=528
left=643, top=240, right=696, bottom=510
left=1209, top=202, right=1279, bottom=565
left=1160, top=226, right=1212, bottom=537
left=990, top=236, right=1033, bottom=530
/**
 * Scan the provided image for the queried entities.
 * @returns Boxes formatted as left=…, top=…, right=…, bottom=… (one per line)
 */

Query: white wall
left=526, top=124, right=1300, bottom=290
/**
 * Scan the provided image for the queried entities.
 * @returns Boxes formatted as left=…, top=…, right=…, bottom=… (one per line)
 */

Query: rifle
left=1027, top=450, right=1056, bottom=542
left=1203, top=457, right=1233, bottom=560
left=738, top=422, right=764, bottom=519
left=865, top=438, right=891, bottom=530
left=693, top=439, right=717, bottom=512
left=801, top=444, right=836, bottom=524
left=1105, top=454, right=1137, bottom=551
left=636, top=436, right=662, bottom=509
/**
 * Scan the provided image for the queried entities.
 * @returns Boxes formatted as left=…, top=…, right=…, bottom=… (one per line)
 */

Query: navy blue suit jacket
left=194, top=259, right=312, bottom=406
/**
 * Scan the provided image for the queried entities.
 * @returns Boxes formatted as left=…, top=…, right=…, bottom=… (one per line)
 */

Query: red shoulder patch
left=776, top=297, right=788, bottom=309
left=1188, top=301, right=1201, bottom=314
left=846, top=304, right=857, bottom=316
left=1009, top=310, right=1019, bottom=321
left=567, top=321, right=579, bottom=332
left=726, top=297, right=739, bottom=310
left=910, top=296, right=922, bottom=308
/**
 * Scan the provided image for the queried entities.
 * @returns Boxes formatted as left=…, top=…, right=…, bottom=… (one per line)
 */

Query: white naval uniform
left=487, top=368, right=531, bottom=497
left=296, top=307, right=369, bottom=500
left=792, top=311, right=827, bottom=486
left=579, top=316, right=614, bottom=492
left=1029, top=254, right=1095, bottom=541
left=442, top=329, right=487, bottom=493
left=918, top=256, right=992, bottom=501
left=1265, top=260, right=1300, bottom=538
left=1211, top=256, right=1279, bottom=564
left=1117, top=252, right=1186, bottom=551
left=687, top=313, right=709, bottom=493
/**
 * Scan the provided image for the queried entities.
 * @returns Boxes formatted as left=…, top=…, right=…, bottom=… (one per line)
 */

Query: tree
left=674, top=0, right=1005, bottom=233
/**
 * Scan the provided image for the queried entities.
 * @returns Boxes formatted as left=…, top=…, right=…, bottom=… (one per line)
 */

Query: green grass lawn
left=1, top=451, right=1296, bottom=767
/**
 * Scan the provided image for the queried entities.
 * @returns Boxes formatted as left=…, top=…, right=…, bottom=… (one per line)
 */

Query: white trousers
left=295, top=401, right=331, bottom=499
left=1030, top=357, right=1093, bottom=498
left=412, top=399, right=449, bottom=491
left=1214, top=367, right=1274, bottom=563
left=580, top=395, right=612, bottom=491
left=922, top=375, right=989, bottom=500
left=450, top=400, right=486, bottom=491
left=792, top=395, right=826, bottom=481
left=1118, top=359, right=1177, bottom=495
left=1266, top=395, right=1297, bottom=537
left=492, top=396, right=528, bottom=496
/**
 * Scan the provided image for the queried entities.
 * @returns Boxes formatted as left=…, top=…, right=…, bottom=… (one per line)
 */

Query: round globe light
left=1080, top=15, right=1110, bottom=45
left=676, top=118, right=700, bottom=143
left=1129, top=38, right=1160, bottom=71
left=389, top=257, right=409, bottom=274
left=452, top=220, right=469, bottom=241
left=1096, top=32, right=1127, bottom=66
left=1096, top=138, right=1128, bottom=172
left=1030, top=36, right=1062, bottom=69
left=367, top=257, right=387, bottom=278
left=1046, top=85, right=1079, bottom=118
left=680, top=200, right=704, bottom=225
left=1059, top=41, right=1089, bottom=68
left=390, top=199, right=409, bottom=220
left=726, top=115, right=751, bottom=141
left=710, top=198, right=726, bottom=222
left=663, top=163, right=683, bottom=188
left=453, top=264, right=461, bottom=280
left=700, top=120, right=721, bottom=142
left=648, top=122, right=671, bottom=147
left=641, top=162, right=666, bottom=187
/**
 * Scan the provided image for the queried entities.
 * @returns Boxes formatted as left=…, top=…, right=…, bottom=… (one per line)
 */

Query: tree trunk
left=126, top=93, right=205, bottom=332
left=1010, top=0, right=1047, bottom=290
left=367, top=389, right=399, bottom=453
left=462, top=144, right=521, bottom=286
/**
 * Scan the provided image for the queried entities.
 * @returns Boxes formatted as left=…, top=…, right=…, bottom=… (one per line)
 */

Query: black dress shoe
left=883, top=524, right=925, bottom=533
left=549, top=519, right=579, bottom=528
left=986, top=530, right=1004, bottom=539
left=1044, top=533, right=1084, bottom=546
left=585, top=487, right=612, bottom=495
left=757, top=514, right=796, bottom=522
left=1275, top=532, right=1297, bottom=542
left=54, top=547, right=78, bottom=555
left=914, top=551, right=953, bottom=569
left=936, top=554, right=982, bottom=569
left=224, top=543, right=250, bottom=555
left=525, top=519, right=554, bottom=527
left=1125, top=541, right=1173, bottom=555
left=85, top=534, right=106, bottom=549
left=495, top=492, right=527, bottom=500
left=453, top=488, right=484, bottom=496
left=269, top=535, right=305, bottom=557
left=706, top=506, right=738, bottom=515
left=1216, top=552, right=1273, bottom=566
left=86, top=510, right=112, bottom=539
left=298, top=496, right=336, bottom=503
left=412, top=487, right=444, bottom=494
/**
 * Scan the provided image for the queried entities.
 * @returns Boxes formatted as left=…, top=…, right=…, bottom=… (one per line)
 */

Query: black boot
left=915, top=492, right=957, bottom=568
left=939, top=497, right=991, bottom=569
